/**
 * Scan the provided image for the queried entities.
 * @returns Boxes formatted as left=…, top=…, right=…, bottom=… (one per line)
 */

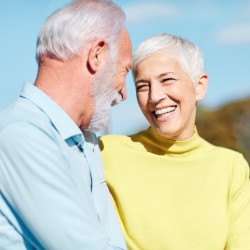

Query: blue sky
left=0, top=0, right=250, bottom=135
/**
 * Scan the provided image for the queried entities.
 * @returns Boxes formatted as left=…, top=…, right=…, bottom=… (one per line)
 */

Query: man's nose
left=120, top=85, right=127, bottom=101
left=111, top=85, right=127, bottom=106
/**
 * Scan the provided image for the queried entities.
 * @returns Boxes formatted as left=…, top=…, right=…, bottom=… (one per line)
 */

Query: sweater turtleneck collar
left=133, top=127, right=212, bottom=159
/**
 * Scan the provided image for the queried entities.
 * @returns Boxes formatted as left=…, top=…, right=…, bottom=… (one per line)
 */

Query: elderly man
left=0, top=0, right=132, bottom=249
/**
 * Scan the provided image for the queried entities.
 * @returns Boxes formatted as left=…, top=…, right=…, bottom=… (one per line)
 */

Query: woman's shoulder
left=99, top=129, right=149, bottom=152
left=200, top=135, right=244, bottom=159
left=99, top=133, right=133, bottom=146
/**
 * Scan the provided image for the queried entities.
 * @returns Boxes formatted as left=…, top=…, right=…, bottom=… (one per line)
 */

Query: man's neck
left=34, top=56, right=94, bottom=130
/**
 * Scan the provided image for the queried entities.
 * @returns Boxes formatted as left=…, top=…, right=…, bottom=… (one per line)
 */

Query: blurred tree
left=196, top=98, right=250, bottom=165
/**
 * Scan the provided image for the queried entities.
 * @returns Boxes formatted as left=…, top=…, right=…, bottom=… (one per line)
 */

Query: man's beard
left=86, top=59, right=121, bottom=132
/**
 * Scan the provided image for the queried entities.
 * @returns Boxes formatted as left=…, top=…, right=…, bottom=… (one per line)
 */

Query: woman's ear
left=87, top=39, right=107, bottom=73
left=195, top=73, right=208, bottom=101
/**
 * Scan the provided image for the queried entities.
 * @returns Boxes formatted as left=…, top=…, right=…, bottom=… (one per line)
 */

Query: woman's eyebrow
left=135, top=78, right=150, bottom=85
left=157, top=72, right=174, bottom=79
left=136, top=72, right=175, bottom=84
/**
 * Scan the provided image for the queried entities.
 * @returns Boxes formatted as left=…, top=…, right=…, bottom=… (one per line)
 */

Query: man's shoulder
left=0, top=99, right=66, bottom=164
left=0, top=98, right=51, bottom=134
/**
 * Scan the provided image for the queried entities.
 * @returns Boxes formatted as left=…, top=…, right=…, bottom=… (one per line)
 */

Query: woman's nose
left=149, top=83, right=165, bottom=103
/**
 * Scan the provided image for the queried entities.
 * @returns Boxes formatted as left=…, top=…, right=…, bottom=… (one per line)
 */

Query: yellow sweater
left=99, top=127, right=250, bottom=250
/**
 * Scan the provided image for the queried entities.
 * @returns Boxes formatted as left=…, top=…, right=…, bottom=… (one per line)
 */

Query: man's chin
left=86, top=118, right=109, bottom=133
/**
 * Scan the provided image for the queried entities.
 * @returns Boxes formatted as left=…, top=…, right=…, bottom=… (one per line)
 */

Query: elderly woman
left=99, top=33, right=250, bottom=250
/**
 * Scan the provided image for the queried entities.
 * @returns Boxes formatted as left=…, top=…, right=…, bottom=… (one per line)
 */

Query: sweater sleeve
left=225, top=154, right=250, bottom=250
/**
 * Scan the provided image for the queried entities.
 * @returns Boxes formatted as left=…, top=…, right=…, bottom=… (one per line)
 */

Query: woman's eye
left=161, top=78, right=176, bottom=84
left=136, top=85, right=149, bottom=92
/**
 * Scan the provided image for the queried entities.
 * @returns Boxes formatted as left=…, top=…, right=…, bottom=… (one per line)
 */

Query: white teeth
left=154, top=106, right=176, bottom=115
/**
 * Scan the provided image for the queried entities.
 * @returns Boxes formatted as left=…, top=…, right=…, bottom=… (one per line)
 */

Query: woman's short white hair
left=132, top=33, right=204, bottom=83
left=36, top=0, right=125, bottom=62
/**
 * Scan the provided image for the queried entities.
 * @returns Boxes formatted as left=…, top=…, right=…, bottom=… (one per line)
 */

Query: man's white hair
left=132, top=33, right=204, bottom=83
left=36, top=0, right=125, bottom=62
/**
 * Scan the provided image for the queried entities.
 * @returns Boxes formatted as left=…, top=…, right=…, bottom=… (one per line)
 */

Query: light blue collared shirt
left=0, top=83, right=126, bottom=250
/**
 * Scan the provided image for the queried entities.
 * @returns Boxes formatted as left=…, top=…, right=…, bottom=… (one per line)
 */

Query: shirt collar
left=131, top=126, right=212, bottom=159
left=20, top=83, right=83, bottom=141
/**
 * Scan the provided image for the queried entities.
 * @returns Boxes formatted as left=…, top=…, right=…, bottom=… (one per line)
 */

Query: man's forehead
left=119, top=29, right=132, bottom=51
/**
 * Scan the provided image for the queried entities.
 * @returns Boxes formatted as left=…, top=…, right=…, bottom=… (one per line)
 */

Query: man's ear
left=87, top=39, right=107, bottom=73
left=195, top=73, right=208, bottom=101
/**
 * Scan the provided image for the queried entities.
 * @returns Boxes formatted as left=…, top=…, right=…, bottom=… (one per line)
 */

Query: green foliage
left=196, top=98, right=250, bottom=165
